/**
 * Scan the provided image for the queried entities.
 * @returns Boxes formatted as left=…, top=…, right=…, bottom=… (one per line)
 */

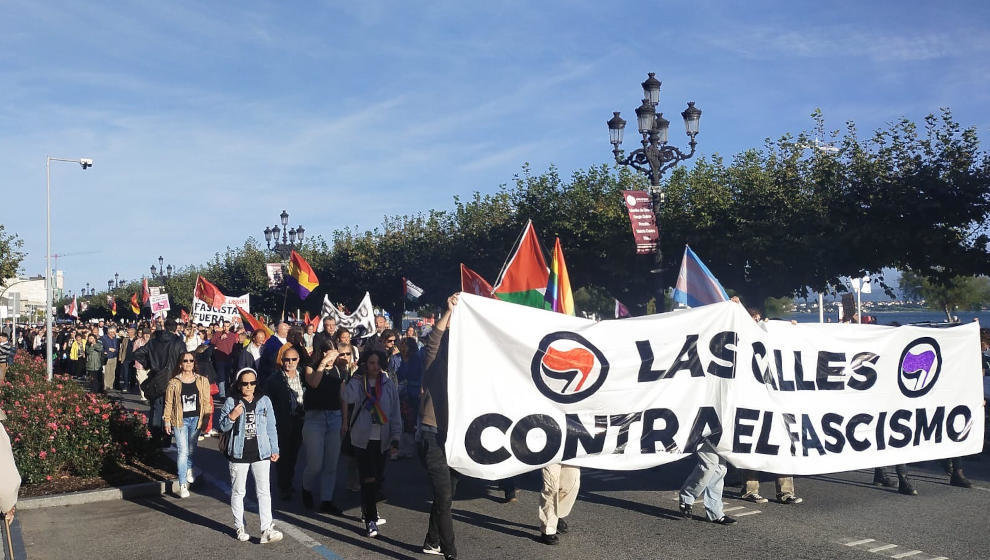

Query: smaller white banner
left=321, top=292, right=376, bottom=337
left=266, top=263, right=284, bottom=288
left=149, top=293, right=171, bottom=314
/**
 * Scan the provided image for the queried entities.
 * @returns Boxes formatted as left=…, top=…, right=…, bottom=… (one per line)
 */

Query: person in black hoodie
left=265, top=346, right=306, bottom=501
left=133, top=319, right=186, bottom=448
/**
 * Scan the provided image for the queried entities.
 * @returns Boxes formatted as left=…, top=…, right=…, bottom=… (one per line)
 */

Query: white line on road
left=734, top=511, right=761, bottom=517
left=722, top=506, right=746, bottom=512
left=845, top=538, right=876, bottom=547
left=890, top=551, right=922, bottom=559
left=867, top=544, right=897, bottom=553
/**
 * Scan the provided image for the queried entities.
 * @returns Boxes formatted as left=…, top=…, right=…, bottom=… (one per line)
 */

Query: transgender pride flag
left=672, top=245, right=729, bottom=308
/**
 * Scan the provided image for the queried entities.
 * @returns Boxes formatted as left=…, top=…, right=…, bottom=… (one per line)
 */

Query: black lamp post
left=263, top=209, right=305, bottom=260
left=107, top=279, right=113, bottom=291
left=608, top=72, right=702, bottom=312
left=114, top=272, right=120, bottom=288
left=150, top=257, right=172, bottom=281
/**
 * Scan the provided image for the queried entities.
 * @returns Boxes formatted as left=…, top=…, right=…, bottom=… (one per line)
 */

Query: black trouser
left=419, top=432, right=459, bottom=558
left=875, top=464, right=908, bottom=481
left=276, top=414, right=305, bottom=493
left=356, top=442, right=385, bottom=522
left=87, top=369, right=102, bottom=393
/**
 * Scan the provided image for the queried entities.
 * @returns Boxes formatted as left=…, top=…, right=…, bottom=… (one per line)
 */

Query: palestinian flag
left=493, top=220, right=550, bottom=309
left=130, top=293, right=140, bottom=315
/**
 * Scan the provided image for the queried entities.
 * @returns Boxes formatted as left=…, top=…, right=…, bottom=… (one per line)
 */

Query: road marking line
left=928, top=557, right=949, bottom=560
left=722, top=506, right=746, bottom=512
left=734, top=511, right=761, bottom=517
left=890, top=551, right=922, bottom=559
left=867, top=544, right=897, bottom=553
left=199, top=467, right=341, bottom=560
left=845, top=538, right=876, bottom=547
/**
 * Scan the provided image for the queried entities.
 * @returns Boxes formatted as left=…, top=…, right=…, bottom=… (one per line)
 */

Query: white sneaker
left=363, top=517, right=387, bottom=526
left=186, top=468, right=195, bottom=484
left=235, top=527, right=250, bottom=542
left=260, top=527, right=283, bottom=544
left=178, top=484, right=190, bottom=498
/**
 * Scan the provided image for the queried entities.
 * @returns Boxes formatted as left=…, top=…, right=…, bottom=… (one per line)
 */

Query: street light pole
left=608, top=73, right=701, bottom=313
left=46, top=156, right=92, bottom=380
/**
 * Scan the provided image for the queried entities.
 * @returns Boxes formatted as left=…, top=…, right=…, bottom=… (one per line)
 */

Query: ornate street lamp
left=107, top=279, right=113, bottom=291
left=608, top=72, right=702, bottom=312
left=264, top=209, right=305, bottom=260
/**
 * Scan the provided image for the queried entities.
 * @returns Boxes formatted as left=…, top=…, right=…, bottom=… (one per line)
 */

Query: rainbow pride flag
left=287, top=250, right=319, bottom=299
left=544, top=237, right=574, bottom=316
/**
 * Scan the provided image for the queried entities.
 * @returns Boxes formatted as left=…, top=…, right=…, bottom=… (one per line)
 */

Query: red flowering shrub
left=1, top=352, right=156, bottom=484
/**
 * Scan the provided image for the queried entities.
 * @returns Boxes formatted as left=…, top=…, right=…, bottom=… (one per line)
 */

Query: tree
left=899, top=270, right=990, bottom=320
left=0, top=225, right=25, bottom=280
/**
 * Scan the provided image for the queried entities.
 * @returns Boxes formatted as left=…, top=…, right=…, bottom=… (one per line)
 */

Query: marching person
left=343, top=349, right=402, bottom=538
left=300, top=342, right=351, bottom=514
left=100, top=326, right=119, bottom=393
left=133, top=319, right=187, bottom=448
left=219, top=368, right=283, bottom=544
left=265, top=347, right=306, bottom=502
left=417, top=293, right=460, bottom=560
left=679, top=437, right=736, bottom=525
left=85, top=334, right=104, bottom=394
left=163, top=351, right=212, bottom=498
left=538, top=464, right=580, bottom=545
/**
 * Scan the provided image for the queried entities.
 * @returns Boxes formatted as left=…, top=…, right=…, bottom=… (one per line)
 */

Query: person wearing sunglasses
left=265, top=347, right=307, bottom=502
left=220, top=368, right=282, bottom=544
left=163, top=351, right=213, bottom=498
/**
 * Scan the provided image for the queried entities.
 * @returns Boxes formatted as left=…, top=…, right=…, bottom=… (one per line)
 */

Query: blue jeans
left=215, top=361, right=230, bottom=398
left=301, top=409, right=342, bottom=502
left=679, top=440, right=726, bottom=520
left=175, top=416, right=201, bottom=482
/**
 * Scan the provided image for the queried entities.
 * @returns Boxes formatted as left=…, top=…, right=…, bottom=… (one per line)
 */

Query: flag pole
left=281, top=285, right=288, bottom=323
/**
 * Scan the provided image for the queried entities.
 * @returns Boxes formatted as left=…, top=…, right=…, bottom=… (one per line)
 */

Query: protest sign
left=191, top=293, right=250, bottom=326
left=446, top=295, right=984, bottom=479
left=149, top=293, right=171, bottom=315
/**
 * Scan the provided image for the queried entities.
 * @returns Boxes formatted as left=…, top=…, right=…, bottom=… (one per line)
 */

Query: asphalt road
left=20, top=391, right=990, bottom=560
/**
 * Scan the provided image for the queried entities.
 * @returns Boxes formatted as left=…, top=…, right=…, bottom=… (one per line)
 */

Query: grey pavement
left=20, top=390, right=990, bottom=559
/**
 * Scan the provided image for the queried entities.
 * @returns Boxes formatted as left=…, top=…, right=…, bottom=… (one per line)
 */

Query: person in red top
left=212, top=321, right=240, bottom=400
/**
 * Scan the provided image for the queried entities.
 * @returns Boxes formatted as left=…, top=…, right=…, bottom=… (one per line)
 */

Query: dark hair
left=357, top=349, right=387, bottom=376
left=333, top=326, right=351, bottom=341
left=165, top=318, right=178, bottom=332
left=232, top=368, right=259, bottom=396
left=172, top=351, right=198, bottom=377
left=401, top=337, right=418, bottom=355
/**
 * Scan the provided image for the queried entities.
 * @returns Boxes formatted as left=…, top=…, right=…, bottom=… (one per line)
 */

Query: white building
left=1, top=271, right=63, bottom=321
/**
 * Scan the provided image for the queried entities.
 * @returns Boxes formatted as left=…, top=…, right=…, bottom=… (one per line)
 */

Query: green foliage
left=763, top=296, right=796, bottom=318
left=899, top=270, right=990, bottom=320
left=0, top=353, right=154, bottom=484
left=0, top=225, right=25, bottom=281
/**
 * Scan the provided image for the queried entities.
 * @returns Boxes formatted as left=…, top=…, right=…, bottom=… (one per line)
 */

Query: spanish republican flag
left=544, top=237, right=575, bottom=316
left=493, top=220, right=550, bottom=310
left=130, top=293, right=140, bottom=315
left=194, top=275, right=226, bottom=309
left=236, top=306, right=273, bottom=338
left=287, top=250, right=319, bottom=299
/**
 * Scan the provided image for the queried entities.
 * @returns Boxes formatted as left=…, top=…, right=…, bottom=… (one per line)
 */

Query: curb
left=18, top=478, right=179, bottom=510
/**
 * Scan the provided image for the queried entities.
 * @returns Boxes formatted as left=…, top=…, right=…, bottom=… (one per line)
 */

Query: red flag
left=460, top=263, right=495, bottom=298
left=303, top=311, right=311, bottom=325
left=236, top=305, right=273, bottom=338
left=308, top=313, right=321, bottom=331
left=141, top=278, right=150, bottom=305
left=194, top=275, right=227, bottom=309
left=130, top=293, right=140, bottom=315
left=180, top=309, right=190, bottom=322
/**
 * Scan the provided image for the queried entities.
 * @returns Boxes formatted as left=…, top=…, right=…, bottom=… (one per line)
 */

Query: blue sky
left=2, top=0, right=989, bottom=295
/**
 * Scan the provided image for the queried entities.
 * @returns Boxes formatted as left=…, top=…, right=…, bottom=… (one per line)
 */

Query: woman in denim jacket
left=219, top=367, right=283, bottom=544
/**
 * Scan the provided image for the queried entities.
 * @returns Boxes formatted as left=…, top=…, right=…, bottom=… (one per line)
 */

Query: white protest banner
left=446, top=294, right=984, bottom=479
left=149, top=293, right=171, bottom=315
left=192, top=293, right=250, bottom=326
left=321, top=292, right=376, bottom=338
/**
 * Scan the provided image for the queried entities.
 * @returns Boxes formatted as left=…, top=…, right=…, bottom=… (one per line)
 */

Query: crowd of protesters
left=1, top=295, right=987, bottom=560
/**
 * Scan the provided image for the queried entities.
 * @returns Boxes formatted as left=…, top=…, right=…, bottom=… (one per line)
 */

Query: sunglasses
left=181, top=359, right=195, bottom=363
left=385, top=339, right=396, bottom=343
left=282, top=357, right=299, bottom=362
left=241, top=381, right=257, bottom=386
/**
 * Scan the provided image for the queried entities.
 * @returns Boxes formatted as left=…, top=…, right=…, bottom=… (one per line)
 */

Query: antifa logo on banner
left=897, top=337, right=942, bottom=398
left=530, top=332, right=609, bottom=403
